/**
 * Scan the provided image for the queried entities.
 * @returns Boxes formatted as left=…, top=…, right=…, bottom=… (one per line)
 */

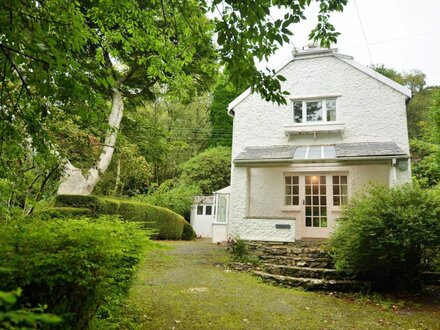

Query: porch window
left=292, top=99, right=337, bottom=124
left=332, top=175, right=348, bottom=206
left=284, top=175, right=299, bottom=206
left=197, top=205, right=204, bottom=215
left=205, top=205, right=212, bottom=215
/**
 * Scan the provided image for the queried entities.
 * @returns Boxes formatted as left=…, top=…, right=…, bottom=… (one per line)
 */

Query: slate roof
left=234, top=142, right=407, bottom=163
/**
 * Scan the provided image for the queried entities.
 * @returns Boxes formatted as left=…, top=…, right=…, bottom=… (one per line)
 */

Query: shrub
left=138, top=180, right=201, bottom=219
left=182, top=221, right=196, bottom=240
left=330, top=184, right=440, bottom=290
left=55, top=194, right=99, bottom=210
left=227, top=236, right=261, bottom=265
left=35, top=207, right=92, bottom=219
left=0, top=289, right=62, bottom=329
left=102, top=198, right=187, bottom=240
left=179, top=146, right=231, bottom=194
left=0, top=216, right=154, bottom=329
left=52, top=195, right=194, bottom=240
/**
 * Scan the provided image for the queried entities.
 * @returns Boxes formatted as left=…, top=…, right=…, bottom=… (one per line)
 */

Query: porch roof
left=234, top=142, right=408, bottom=164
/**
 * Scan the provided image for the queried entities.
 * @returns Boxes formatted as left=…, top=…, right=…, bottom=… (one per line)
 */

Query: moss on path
left=103, top=240, right=440, bottom=329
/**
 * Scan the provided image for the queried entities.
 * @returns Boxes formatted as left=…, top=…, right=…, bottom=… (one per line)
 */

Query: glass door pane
left=304, top=175, right=327, bottom=228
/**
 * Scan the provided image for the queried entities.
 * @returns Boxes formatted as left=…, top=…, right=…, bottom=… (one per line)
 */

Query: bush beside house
left=48, top=195, right=193, bottom=240
left=330, top=184, right=440, bottom=289
left=0, top=216, right=154, bottom=329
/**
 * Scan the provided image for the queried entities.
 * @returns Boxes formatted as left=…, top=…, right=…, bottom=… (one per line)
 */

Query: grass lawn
left=95, top=240, right=440, bottom=329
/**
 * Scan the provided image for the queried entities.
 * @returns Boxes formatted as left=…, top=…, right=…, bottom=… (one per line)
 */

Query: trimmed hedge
left=36, top=207, right=92, bottom=219
left=52, top=195, right=192, bottom=240
left=182, top=221, right=196, bottom=240
left=0, top=217, right=153, bottom=329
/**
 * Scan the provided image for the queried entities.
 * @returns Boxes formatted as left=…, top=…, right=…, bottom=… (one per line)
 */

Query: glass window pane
left=306, top=101, right=323, bottom=121
left=218, top=196, right=227, bottom=222
left=308, top=147, right=321, bottom=159
left=285, top=186, right=292, bottom=195
left=341, top=185, right=348, bottom=195
left=306, top=217, right=312, bottom=227
left=205, top=205, right=212, bottom=215
left=292, top=185, right=299, bottom=195
left=293, top=102, right=303, bottom=123
left=306, top=207, right=312, bottom=216
left=333, top=196, right=340, bottom=206
left=306, top=186, right=311, bottom=195
left=285, top=176, right=291, bottom=184
left=320, top=176, right=326, bottom=184
left=313, top=185, right=318, bottom=195
left=292, top=176, right=299, bottom=184
left=321, top=217, right=328, bottom=227
left=321, top=185, right=326, bottom=194
left=333, top=186, right=340, bottom=195
left=306, top=176, right=311, bottom=184
left=285, top=196, right=292, bottom=205
left=321, top=207, right=327, bottom=217
left=313, top=196, right=319, bottom=205
left=327, top=109, right=336, bottom=122
left=197, top=205, right=203, bottom=215
left=320, top=196, right=327, bottom=205
left=341, top=196, right=348, bottom=205
left=326, top=100, right=336, bottom=122
left=313, top=207, right=319, bottom=215
left=333, top=175, right=339, bottom=184
left=292, top=196, right=299, bottom=205
left=313, top=217, right=320, bottom=227
left=341, top=176, right=347, bottom=184
left=306, top=196, right=311, bottom=205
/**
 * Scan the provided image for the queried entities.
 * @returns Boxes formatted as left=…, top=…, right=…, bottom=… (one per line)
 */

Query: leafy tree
left=370, top=64, right=426, bottom=94
left=208, top=79, right=244, bottom=147
left=1, top=0, right=348, bottom=199
left=330, top=184, right=440, bottom=289
left=180, top=146, right=231, bottom=194
left=411, top=90, right=440, bottom=187
left=138, top=180, right=201, bottom=219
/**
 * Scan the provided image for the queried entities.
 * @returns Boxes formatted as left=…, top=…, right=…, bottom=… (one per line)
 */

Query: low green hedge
left=0, top=216, right=153, bottom=329
left=36, top=207, right=92, bottom=219
left=52, top=195, right=192, bottom=240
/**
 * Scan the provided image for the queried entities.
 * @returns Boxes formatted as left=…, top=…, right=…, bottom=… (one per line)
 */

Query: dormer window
left=293, top=99, right=337, bottom=124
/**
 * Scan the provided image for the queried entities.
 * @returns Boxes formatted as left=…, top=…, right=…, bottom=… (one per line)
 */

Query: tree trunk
left=57, top=89, right=124, bottom=195
left=113, top=157, right=121, bottom=195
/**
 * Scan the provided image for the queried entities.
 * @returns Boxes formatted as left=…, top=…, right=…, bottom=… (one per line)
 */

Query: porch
left=229, top=142, right=411, bottom=242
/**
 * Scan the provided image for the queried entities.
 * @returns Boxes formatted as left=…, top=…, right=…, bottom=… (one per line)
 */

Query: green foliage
left=182, top=221, right=196, bottom=241
left=410, top=89, right=440, bottom=187
left=208, top=80, right=244, bottom=147
left=0, top=216, right=154, bottom=329
left=370, top=64, right=426, bottom=94
left=36, top=207, right=92, bottom=219
left=139, top=180, right=201, bottom=219
left=0, top=288, right=62, bottom=329
left=55, top=194, right=99, bottom=210
left=180, top=147, right=231, bottom=194
left=53, top=195, right=192, bottom=240
left=227, top=237, right=261, bottom=265
left=330, top=184, right=440, bottom=289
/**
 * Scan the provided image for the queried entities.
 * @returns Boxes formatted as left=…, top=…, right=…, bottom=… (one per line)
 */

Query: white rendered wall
left=237, top=218, right=296, bottom=242
left=229, top=163, right=392, bottom=240
left=231, top=55, right=410, bottom=159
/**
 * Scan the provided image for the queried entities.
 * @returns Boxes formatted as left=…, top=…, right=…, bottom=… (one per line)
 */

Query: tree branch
left=0, top=48, right=32, bottom=96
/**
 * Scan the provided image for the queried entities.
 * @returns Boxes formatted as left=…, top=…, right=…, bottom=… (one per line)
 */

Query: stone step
left=260, top=255, right=334, bottom=268
left=253, top=270, right=365, bottom=292
left=263, top=264, right=351, bottom=280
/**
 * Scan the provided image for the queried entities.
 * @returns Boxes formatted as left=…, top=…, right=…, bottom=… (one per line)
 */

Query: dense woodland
left=0, top=0, right=439, bottom=328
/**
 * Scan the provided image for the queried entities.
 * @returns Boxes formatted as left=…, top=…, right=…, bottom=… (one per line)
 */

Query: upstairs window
left=293, top=99, right=337, bottom=124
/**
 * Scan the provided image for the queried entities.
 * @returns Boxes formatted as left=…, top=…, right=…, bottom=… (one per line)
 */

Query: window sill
left=284, top=122, right=345, bottom=137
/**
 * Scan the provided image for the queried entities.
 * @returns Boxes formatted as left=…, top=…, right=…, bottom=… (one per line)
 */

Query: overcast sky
left=262, top=0, right=440, bottom=86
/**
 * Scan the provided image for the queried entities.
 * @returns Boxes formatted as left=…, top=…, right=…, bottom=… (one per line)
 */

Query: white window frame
left=292, top=98, right=337, bottom=124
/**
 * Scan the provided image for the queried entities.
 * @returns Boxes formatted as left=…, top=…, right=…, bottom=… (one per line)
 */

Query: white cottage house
left=222, top=47, right=411, bottom=243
